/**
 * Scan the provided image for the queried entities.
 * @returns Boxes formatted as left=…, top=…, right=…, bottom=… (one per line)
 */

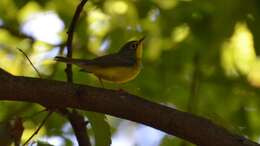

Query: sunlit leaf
left=86, top=112, right=111, bottom=146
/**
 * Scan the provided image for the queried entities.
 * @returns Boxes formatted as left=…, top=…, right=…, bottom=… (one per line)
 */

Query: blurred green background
left=0, top=0, right=260, bottom=145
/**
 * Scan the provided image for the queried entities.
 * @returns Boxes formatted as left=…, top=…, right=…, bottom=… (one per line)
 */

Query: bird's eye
left=132, top=43, right=138, bottom=49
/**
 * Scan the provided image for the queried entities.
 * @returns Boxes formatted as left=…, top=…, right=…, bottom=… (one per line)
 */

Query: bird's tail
left=54, top=56, right=85, bottom=64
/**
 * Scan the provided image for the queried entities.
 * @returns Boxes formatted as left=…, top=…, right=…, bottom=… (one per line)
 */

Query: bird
left=55, top=37, right=145, bottom=87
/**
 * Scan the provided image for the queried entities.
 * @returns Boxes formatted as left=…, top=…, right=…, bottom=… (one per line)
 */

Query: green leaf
left=85, top=112, right=111, bottom=146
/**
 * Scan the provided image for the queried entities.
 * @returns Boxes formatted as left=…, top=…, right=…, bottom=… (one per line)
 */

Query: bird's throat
left=136, top=44, right=143, bottom=59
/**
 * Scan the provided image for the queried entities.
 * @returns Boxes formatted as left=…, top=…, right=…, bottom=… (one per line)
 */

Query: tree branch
left=0, top=25, right=35, bottom=42
left=0, top=68, right=258, bottom=146
left=59, top=109, right=91, bottom=146
left=62, top=0, right=90, bottom=145
left=65, top=0, right=88, bottom=82
left=22, top=111, right=53, bottom=146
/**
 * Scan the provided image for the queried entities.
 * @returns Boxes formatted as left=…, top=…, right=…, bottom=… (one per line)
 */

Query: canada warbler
left=55, top=37, right=145, bottom=86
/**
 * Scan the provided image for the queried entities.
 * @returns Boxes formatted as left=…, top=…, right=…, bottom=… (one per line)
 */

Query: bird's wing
left=81, top=53, right=136, bottom=67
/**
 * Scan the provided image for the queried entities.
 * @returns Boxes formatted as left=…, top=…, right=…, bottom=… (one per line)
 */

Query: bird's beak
left=138, top=36, right=145, bottom=44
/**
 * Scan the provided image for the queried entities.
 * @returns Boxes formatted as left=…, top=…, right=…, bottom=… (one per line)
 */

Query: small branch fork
left=17, top=48, right=51, bottom=146
left=18, top=0, right=90, bottom=145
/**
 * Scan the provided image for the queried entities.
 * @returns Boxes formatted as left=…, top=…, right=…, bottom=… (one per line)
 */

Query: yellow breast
left=80, top=40, right=144, bottom=83
left=83, top=60, right=141, bottom=83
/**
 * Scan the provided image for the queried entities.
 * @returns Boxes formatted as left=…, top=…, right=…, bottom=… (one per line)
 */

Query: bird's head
left=119, top=36, right=145, bottom=59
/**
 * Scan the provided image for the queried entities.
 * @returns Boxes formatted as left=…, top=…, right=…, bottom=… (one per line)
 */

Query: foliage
left=0, top=0, right=260, bottom=145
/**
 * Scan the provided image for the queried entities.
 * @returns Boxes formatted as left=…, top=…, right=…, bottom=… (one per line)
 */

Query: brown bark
left=0, top=68, right=258, bottom=146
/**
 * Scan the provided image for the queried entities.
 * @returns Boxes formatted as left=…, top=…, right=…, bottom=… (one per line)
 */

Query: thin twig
left=65, top=0, right=88, bottom=82
left=17, top=48, right=42, bottom=78
left=187, top=53, right=200, bottom=112
left=22, top=111, right=53, bottom=146
left=17, top=48, right=55, bottom=146
left=63, top=0, right=91, bottom=146
left=181, top=53, right=200, bottom=146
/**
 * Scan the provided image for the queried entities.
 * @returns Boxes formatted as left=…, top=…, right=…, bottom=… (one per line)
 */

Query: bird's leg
left=98, top=77, right=104, bottom=88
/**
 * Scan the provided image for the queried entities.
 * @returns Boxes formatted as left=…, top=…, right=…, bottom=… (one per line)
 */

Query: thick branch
left=0, top=69, right=258, bottom=146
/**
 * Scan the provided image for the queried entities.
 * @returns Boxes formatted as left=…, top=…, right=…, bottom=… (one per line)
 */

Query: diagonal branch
left=0, top=68, right=258, bottom=146
left=17, top=48, right=42, bottom=78
left=22, top=111, right=53, bottom=146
